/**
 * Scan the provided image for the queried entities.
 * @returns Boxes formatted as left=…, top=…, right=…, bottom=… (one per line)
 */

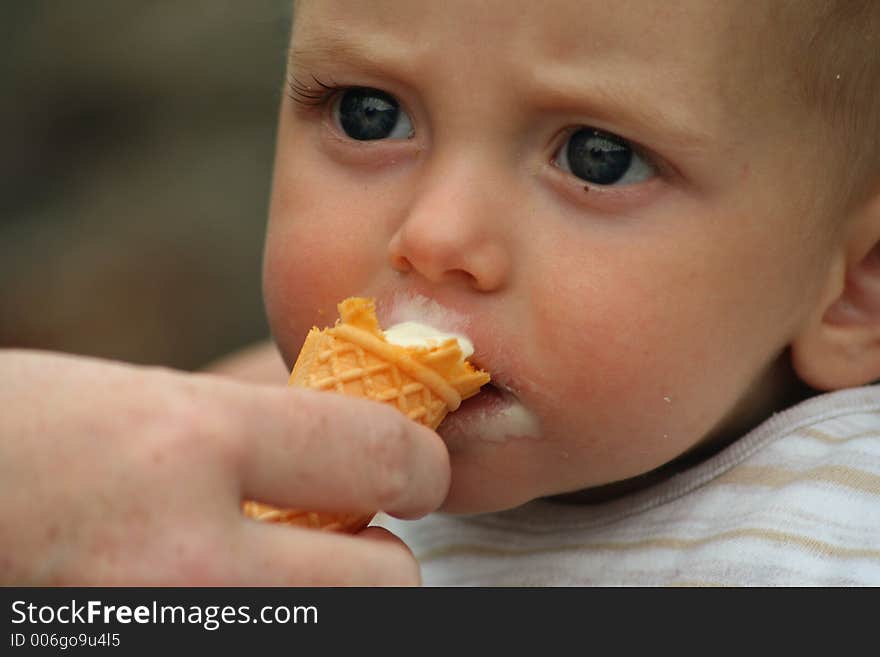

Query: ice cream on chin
left=242, top=297, right=490, bottom=532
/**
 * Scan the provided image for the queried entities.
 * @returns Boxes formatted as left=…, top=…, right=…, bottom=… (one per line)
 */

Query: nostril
left=450, top=268, right=480, bottom=290
left=390, top=254, right=413, bottom=273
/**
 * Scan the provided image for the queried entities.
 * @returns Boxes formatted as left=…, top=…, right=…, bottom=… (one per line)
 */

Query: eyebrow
left=288, top=31, right=416, bottom=78
left=531, top=72, right=715, bottom=155
left=289, top=34, right=715, bottom=155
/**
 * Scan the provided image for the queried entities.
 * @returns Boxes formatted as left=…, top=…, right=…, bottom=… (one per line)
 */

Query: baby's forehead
left=292, top=0, right=781, bottom=50
left=292, top=1, right=795, bottom=134
left=293, top=1, right=788, bottom=80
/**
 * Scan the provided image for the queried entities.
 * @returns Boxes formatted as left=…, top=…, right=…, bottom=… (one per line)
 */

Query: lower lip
left=438, top=385, right=541, bottom=444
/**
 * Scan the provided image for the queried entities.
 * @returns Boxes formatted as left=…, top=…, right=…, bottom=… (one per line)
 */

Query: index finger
left=224, top=385, right=451, bottom=519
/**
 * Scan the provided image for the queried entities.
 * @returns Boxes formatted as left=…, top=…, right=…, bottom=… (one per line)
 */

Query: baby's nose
left=387, top=162, right=511, bottom=292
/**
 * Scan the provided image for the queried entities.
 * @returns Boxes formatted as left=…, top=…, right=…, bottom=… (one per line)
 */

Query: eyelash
left=288, top=75, right=340, bottom=108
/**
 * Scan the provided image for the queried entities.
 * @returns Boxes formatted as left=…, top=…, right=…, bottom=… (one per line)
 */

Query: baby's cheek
left=263, top=232, right=337, bottom=360
left=538, top=294, right=712, bottom=472
left=263, top=216, right=389, bottom=366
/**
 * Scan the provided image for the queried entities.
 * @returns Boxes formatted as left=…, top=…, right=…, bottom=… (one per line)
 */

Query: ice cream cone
left=242, top=297, right=490, bottom=533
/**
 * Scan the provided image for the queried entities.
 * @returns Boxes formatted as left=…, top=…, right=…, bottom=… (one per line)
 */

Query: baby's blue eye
left=333, top=88, right=413, bottom=141
left=555, top=128, right=654, bottom=185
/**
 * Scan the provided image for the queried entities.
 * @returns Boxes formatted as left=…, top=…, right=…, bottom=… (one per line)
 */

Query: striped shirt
left=376, top=385, right=880, bottom=586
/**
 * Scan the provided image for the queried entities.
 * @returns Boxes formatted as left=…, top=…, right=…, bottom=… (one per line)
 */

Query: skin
left=0, top=350, right=449, bottom=584
left=264, top=0, right=862, bottom=513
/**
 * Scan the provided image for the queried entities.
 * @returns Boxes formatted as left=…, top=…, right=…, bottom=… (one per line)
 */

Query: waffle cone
left=242, top=297, right=490, bottom=533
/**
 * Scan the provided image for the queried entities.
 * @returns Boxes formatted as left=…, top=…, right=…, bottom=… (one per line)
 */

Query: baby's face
left=264, top=0, right=843, bottom=512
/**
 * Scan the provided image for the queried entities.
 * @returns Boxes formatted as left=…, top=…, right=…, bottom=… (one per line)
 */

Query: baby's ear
left=791, top=193, right=880, bottom=390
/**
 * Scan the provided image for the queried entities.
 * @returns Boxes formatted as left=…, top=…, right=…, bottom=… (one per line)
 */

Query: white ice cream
left=383, top=321, right=474, bottom=360
left=384, top=314, right=541, bottom=443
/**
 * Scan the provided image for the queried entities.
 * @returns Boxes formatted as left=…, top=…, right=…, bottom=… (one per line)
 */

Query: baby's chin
left=436, top=457, right=541, bottom=515
left=431, top=389, right=549, bottom=514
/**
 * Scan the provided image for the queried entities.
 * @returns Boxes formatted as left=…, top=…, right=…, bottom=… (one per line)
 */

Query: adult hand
left=0, top=349, right=449, bottom=585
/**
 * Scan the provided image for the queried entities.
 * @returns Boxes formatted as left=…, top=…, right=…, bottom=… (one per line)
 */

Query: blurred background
left=1, top=1, right=291, bottom=370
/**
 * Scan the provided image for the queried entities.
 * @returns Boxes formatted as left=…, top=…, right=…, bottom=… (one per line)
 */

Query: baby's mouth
left=375, top=290, right=541, bottom=442
left=439, top=377, right=541, bottom=444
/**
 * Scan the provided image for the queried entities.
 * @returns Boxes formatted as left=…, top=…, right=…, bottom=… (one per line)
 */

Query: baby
left=2, top=0, right=878, bottom=586
left=263, top=0, right=880, bottom=584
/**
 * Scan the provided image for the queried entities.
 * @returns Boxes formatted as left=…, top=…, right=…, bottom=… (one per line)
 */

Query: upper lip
left=376, top=290, right=471, bottom=334
left=375, top=289, right=512, bottom=392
